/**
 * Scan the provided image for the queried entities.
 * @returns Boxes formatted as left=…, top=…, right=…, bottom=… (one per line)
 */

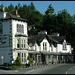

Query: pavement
left=0, top=63, right=66, bottom=74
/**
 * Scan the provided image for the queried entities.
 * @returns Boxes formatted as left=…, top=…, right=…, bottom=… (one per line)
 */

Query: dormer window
left=43, top=42, right=47, bottom=51
left=63, top=42, right=67, bottom=50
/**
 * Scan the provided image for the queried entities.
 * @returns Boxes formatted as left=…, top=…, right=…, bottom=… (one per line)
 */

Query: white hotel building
left=0, top=6, right=73, bottom=65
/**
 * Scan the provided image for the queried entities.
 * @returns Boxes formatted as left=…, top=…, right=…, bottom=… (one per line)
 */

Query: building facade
left=0, top=6, right=73, bottom=65
left=0, top=6, right=28, bottom=65
left=28, top=32, right=73, bottom=64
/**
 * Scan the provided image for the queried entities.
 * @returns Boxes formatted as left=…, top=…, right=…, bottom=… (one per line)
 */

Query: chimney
left=16, top=10, right=18, bottom=15
left=51, top=33, right=60, bottom=36
left=12, top=10, right=18, bottom=16
left=2, top=6, right=4, bottom=12
left=38, top=30, right=47, bottom=35
left=0, top=6, right=4, bottom=12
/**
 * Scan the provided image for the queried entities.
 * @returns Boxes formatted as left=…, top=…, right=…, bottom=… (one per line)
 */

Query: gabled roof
left=28, top=34, right=66, bottom=46
left=47, top=35, right=59, bottom=44
left=28, top=34, right=47, bottom=46
left=0, top=12, right=27, bottom=22
left=51, top=36, right=65, bottom=44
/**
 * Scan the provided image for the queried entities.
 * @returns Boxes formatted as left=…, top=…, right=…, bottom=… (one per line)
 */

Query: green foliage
left=8, top=65, right=19, bottom=70
left=16, top=55, right=21, bottom=67
left=27, top=55, right=31, bottom=65
left=45, top=4, right=54, bottom=14
left=23, top=66, right=26, bottom=68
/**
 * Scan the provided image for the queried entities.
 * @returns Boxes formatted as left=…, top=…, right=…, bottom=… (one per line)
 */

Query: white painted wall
left=52, top=45, right=57, bottom=52
left=12, top=20, right=27, bottom=36
left=11, top=20, right=28, bottom=49
left=56, top=44, right=62, bottom=53
left=40, top=38, right=50, bottom=52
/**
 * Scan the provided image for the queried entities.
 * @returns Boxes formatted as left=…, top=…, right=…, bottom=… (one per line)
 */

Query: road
left=0, top=63, right=75, bottom=74
left=29, top=63, right=75, bottom=74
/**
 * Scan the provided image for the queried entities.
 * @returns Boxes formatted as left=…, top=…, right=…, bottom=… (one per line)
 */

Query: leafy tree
left=16, top=55, right=21, bottom=67
left=43, top=13, right=57, bottom=34
left=5, top=4, right=14, bottom=14
left=27, top=55, right=31, bottom=65
left=45, top=4, right=54, bottom=15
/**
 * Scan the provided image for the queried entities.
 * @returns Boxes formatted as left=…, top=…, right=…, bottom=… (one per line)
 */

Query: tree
left=45, top=4, right=54, bottom=15
left=43, top=13, right=57, bottom=34
left=16, top=55, right=21, bottom=66
left=27, top=55, right=31, bottom=65
left=5, top=3, right=14, bottom=14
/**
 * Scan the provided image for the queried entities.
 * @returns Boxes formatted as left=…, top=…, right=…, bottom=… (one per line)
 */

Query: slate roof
left=28, top=34, right=65, bottom=46
left=51, top=36, right=66, bottom=44
left=28, top=34, right=47, bottom=46
left=0, top=12, right=27, bottom=22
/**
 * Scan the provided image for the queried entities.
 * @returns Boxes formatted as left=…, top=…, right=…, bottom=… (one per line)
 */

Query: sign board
left=0, top=35, right=9, bottom=47
left=1, top=56, right=4, bottom=59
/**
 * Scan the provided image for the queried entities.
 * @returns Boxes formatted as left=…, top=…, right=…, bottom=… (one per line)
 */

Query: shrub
left=27, top=55, right=31, bottom=65
left=23, top=66, right=26, bottom=68
left=16, top=55, right=21, bottom=67
left=8, top=65, right=19, bottom=70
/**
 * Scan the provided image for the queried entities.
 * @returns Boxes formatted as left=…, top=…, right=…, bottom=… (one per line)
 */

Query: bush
left=8, top=65, right=19, bottom=70
left=23, top=66, right=26, bottom=68
left=16, top=55, right=21, bottom=66
left=27, top=55, right=31, bottom=65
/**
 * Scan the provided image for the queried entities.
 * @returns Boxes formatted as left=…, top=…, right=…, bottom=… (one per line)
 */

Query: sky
left=0, top=1, right=75, bottom=16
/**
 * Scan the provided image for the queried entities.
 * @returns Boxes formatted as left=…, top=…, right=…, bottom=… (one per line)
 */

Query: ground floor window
left=17, top=52, right=26, bottom=63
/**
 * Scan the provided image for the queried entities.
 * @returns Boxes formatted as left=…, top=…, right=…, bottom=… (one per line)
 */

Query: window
left=63, top=42, right=67, bottom=50
left=24, top=40, right=26, bottom=48
left=19, top=25, right=21, bottom=33
left=21, top=39, right=23, bottom=48
left=17, top=24, right=24, bottom=34
left=21, top=53, right=26, bottom=63
left=18, top=53, right=20, bottom=57
left=43, top=42, right=47, bottom=51
left=22, top=53, right=23, bottom=62
left=24, top=53, right=26, bottom=62
left=22, top=25, right=24, bottom=33
left=17, top=39, right=20, bottom=48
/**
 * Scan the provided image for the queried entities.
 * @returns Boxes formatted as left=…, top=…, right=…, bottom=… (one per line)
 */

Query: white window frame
left=43, top=42, right=47, bottom=51
left=63, top=42, right=67, bottom=50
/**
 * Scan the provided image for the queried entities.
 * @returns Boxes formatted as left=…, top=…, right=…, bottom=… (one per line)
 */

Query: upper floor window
left=24, top=40, right=26, bottom=48
left=21, top=39, right=26, bottom=48
left=17, top=24, right=24, bottom=34
left=63, top=42, right=67, bottom=50
left=43, top=42, right=47, bottom=51
left=21, top=25, right=24, bottom=33
left=17, top=39, right=20, bottom=48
